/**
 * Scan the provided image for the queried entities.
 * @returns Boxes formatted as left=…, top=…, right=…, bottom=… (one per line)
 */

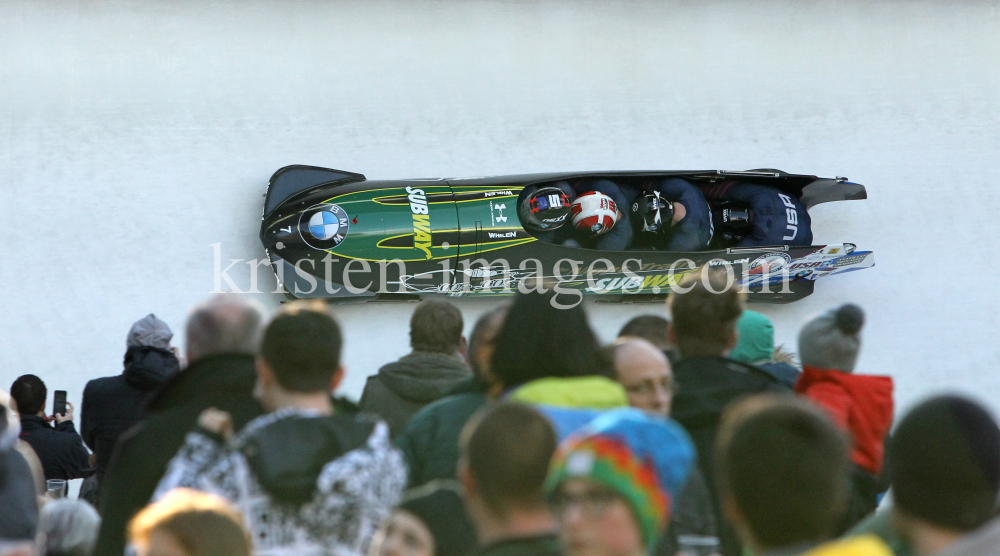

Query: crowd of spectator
left=2, top=274, right=999, bottom=556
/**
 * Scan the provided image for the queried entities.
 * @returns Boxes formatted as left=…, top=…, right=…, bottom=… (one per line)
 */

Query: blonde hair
left=129, top=488, right=252, bottom=556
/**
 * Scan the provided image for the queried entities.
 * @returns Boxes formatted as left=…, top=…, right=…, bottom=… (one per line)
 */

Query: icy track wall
left=2, top=1, right=999, bottom=415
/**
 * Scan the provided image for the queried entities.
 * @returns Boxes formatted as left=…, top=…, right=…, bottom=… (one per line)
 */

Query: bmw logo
left=299, top=203, right=351, bottom=249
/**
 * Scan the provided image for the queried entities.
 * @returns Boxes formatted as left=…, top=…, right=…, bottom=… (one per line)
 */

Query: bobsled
left=259, top=166, right=873, bottom=303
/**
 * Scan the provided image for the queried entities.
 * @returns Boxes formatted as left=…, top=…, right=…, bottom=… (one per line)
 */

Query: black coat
left=657, top=466, right=717, bottom=556
left=18, top=415, right=90, bottom=481
left=670, top=356, right=790, bottom=556
left=93, top=354, right=263, bottom=556
left=81, top=345, right=179, bottom=477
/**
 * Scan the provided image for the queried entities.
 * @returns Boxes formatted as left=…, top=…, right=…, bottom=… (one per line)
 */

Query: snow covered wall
left=2, top=1, right=999, bottom=416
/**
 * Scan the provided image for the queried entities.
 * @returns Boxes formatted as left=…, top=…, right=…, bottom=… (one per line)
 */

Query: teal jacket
left=395, top=388, right=487, bottom=488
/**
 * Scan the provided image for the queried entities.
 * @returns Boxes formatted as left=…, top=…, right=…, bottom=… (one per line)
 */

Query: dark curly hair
left=10, top=374, right=47, bottom=415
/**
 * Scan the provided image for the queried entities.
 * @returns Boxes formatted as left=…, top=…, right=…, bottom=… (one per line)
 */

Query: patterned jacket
left=154, top=408, right=407, bottom=556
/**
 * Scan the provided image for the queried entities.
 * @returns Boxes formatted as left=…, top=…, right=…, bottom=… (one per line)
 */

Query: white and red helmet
left=571, top=191, right=619, bottom=235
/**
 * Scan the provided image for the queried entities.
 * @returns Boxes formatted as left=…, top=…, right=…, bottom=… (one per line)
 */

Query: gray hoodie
left=358, top=351, right=471, bottom=438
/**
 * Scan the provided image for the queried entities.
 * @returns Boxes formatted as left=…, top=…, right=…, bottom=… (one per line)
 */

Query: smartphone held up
left=53, top=390, right=67, bottom=418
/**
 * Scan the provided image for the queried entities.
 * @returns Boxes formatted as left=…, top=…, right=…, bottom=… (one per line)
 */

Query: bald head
left=614, top=338, right=673, bottom=417
left=185, top=294, right=263, bottom=364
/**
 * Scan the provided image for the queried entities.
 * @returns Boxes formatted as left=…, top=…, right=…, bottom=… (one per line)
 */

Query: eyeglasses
left=623, top=377, right=677, bottom=397
left=549, top=487, right=619, bottom=518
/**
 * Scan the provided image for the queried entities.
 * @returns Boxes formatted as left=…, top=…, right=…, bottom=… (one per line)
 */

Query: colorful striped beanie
left=544, top=408, right=695, bottom=549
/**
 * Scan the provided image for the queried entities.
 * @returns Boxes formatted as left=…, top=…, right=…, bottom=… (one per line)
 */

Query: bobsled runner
left=259, top=166, right=873, bottom=304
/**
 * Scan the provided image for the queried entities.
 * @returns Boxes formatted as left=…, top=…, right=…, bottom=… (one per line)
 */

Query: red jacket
left=795, top=366, right=894, bottom=475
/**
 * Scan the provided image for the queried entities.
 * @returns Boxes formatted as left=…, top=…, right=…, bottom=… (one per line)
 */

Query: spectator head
left=257, top=301, right=343, bottom=410
left=729, top=310, right=775, bottom=365
left=375, top=481, right=478, bottom=556
left=613, top=338, right=674, bottom=417
left=40, top=499, right=101, bottom=556
left=410, top=301, right=465, bottom=355
left=715, top=394, right=850, bottom=552
left=617, top=315, right=671, bottom=351
left=128, top=488, right=251, bottom=556
left=890, top=395, right=1000, bottom=545
left=490, top=292, right=602, bottom=391
left=798, top=304, right=864, bottom=373
left=459, top=403, right=557, bottom=534
left=545, top=409, right=695, bottom=555
left=466, top=304, right=510, bottom=390
left=184, top=294, right=263, bottom=364
left=9, top=375, right=46, bottom=417
left=127, top=314, right=174, bottom=350
left=667, top=272, right=744, bottom=358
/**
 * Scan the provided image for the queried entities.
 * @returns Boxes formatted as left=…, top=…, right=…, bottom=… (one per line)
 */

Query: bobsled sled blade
left=264, top=165, right=366, bottom=218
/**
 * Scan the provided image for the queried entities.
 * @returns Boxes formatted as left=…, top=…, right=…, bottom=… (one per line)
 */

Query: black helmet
left=630, top=191, right=674, bottom=234
left=519, top=186, right=572, bottom=231
left=713, top=202, right=754, bottom=242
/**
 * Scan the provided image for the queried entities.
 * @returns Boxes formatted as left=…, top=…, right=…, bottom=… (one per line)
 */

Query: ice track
left=2, top=1, right=999, bottom=418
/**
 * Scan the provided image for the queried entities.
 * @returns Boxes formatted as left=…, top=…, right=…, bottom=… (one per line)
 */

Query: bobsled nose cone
left=261, top=212, right=300, bottom=248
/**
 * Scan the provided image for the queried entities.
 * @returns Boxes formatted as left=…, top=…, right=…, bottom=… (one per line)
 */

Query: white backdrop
left=2, top=1, right=999, bottom=418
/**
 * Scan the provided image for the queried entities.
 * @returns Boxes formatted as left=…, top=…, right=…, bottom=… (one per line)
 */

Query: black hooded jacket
left=671, top=356, right=791, bottom=556
left=81, top=345, right=180, bottom=477
left=359, top=351, right=471, bottom=438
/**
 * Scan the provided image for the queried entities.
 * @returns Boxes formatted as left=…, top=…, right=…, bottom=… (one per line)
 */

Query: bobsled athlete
left=569, top=190, right=625, bottom=250
left=630, top=178, right=713, bottom=251
left=517, top=183, right=574, bottom=244
left=706, top=181, right=813, bottom=247
left=570, top=178, right=633, bottom=250
left=521, top=178, right=633, bottom=250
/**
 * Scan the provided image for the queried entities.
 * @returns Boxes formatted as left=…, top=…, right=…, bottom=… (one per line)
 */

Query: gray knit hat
left=126, top=313, right=173, bottom=349
left=797, top=304, right=864, bottom=372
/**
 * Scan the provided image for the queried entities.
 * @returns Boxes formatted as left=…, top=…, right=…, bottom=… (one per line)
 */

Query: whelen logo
left=709, top=258, right=749, bottom=267
left=407, top=187, right=433, bottom=259
left=485, top=190, right=514, bottom=198
left=488, top=231, right=517, bottom=239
